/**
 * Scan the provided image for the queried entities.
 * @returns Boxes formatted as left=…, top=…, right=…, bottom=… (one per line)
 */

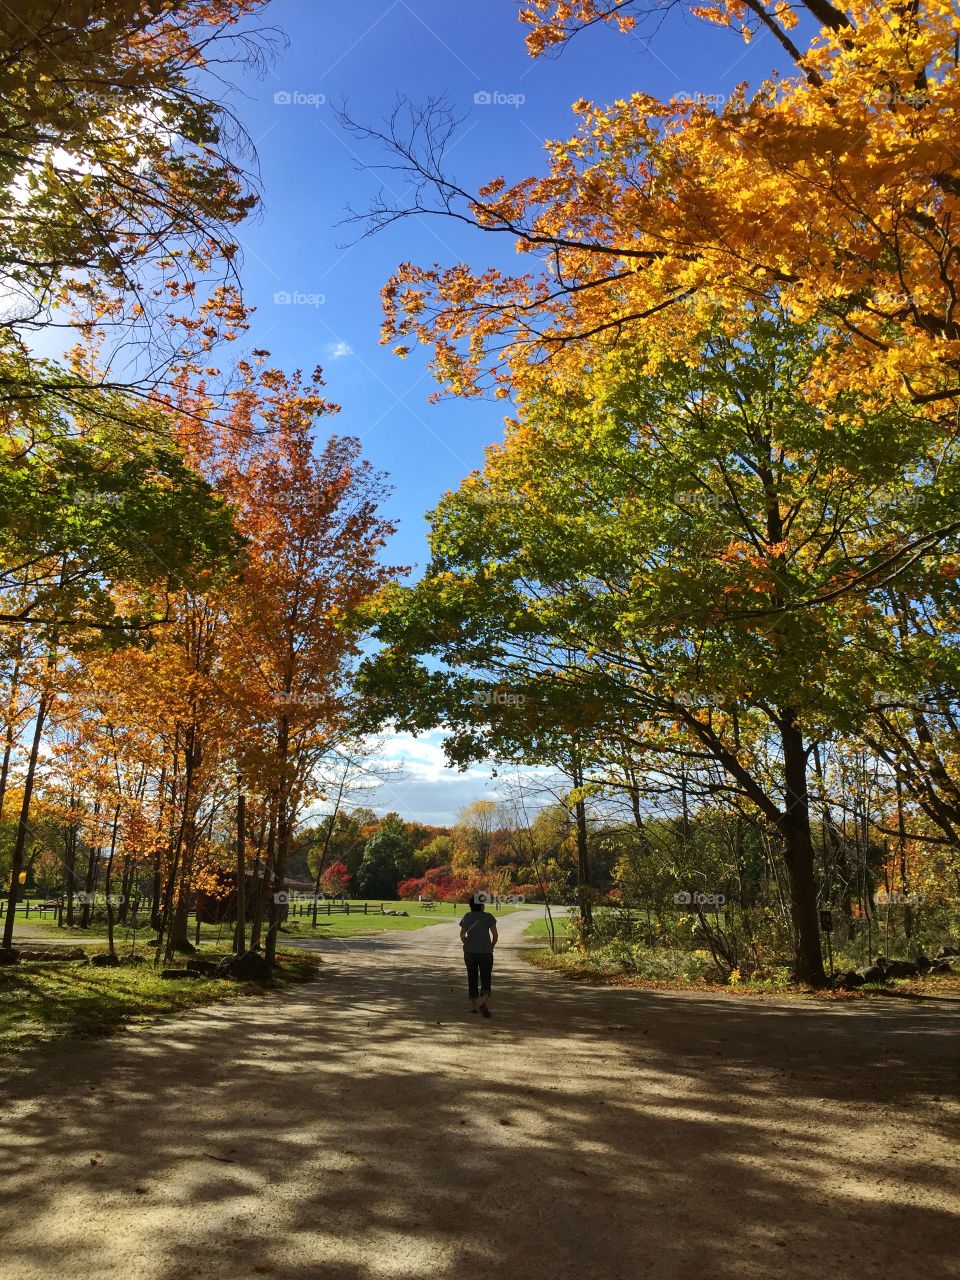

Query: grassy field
left=276, top=901, right=527, bottom=939
left=523, top=913, right=571, bottom=939
left=11, top=900, right=528, bottom=945
left=0, top=946, right=321, bottom=1053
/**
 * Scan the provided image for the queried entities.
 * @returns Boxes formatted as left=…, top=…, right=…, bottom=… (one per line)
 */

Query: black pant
left=464, top=951, right=493, bottom=999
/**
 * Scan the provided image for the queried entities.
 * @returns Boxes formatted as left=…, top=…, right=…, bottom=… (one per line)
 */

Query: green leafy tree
left=361, top=312, right=959, bottom=984
left=0, top=389, right=241, bottom=634
left=307, top=807, right=378, bottom=883
left=355, top=814, right=414, bottom=899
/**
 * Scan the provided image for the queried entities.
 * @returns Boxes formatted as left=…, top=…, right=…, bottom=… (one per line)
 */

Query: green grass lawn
left=11, top=900, right=528, bottom=945
left=277, top=912, right=451, bottom=939
left=523, top=913, right=571, bottom=938
left=0, top=946, right=321, bottom=1053
left=209, top=902, right=526, bottom=941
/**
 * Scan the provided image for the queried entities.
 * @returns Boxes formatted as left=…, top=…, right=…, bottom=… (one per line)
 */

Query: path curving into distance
left=1, top=905, right=958, bottom=1280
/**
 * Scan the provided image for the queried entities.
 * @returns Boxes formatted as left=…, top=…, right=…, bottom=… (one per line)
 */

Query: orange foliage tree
left=374, top=0, right=960, bottom=430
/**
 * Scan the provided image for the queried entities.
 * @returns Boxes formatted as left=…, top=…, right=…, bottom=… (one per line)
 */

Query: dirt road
left=1, top=906, right=958, bottom=1280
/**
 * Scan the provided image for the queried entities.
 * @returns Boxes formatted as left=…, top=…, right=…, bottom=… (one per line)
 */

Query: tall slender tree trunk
left=778, top=708, right=826, bottom=986
left=155, top=737, right=184, bottom=956
left=1, top=690, right=49, bottom=951
left=118, top=854, right=132, bottom=925
left=163, top=726, right=200, bottom=961
left=103, top=808, right=121, bottom=958
left=896, top=776, right=914, bottom=941
left=570, top=753, right=593, bottom=938
left=234, top=785, right=247, bottom=954
left=0, top=654, right=22, bottom=824
left=63, top=798, right=79, bottom=927
left=150, top=765, right=169, bottom=933
left=265, top=708, right=299, bottom=966
left=312, top=777, right=349, bottom=927
left=574, top=795, right=592, bottom=935
left=266, top=801, right=291, bottom=965
left=249, top=801, right=277, bottom=952
left=80, top=800, right=101, bottom=930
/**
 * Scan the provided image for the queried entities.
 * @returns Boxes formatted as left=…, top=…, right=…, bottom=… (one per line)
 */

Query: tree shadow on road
left=1, top=946, right=957, bottom=1280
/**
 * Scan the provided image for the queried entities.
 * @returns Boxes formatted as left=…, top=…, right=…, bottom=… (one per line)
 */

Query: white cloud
left=364, top=729, right=498, bottom=826
left=325, top=340, right=353, bottom=360
left=299, top=729, right=551, bottom=828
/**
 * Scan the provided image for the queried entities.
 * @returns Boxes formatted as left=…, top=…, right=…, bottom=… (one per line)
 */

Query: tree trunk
left=118, top=854, right=132, bottom=925
left=163, top=726, right=200, bottom=961
left=570, top=754, right=593, bottom=937
left=150, top=766, right=168, bottom=932
left=234, top=786, right=247, bottom=954
left=1, top=690, right=48, bottom=951
left=311, top=809, right=340, bottom=927
left=103, top=808, right=121, bottom=958
left=64, top=799, right=79, bottom=928
left=779, top=709, right=826, bottom=986
left=249, top=800, right=276, bottom=952
left=265, top=799, right=290, bottom=966
left=80, top=804, right=100, bottom=930
left=167, top=889, right=193, bottom=955
left=0, top=654, right=21, bottom=824
left=265, top=710, right=294, bottom=966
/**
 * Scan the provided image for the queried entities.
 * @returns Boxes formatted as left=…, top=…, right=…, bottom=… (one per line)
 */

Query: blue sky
left=224, top=0, right=783, bottom=823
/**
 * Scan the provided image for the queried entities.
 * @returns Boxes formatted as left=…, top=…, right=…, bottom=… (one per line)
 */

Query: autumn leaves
left=361, top=0, right=960, bottom=983
left=0, top=5, right=398, bottom=965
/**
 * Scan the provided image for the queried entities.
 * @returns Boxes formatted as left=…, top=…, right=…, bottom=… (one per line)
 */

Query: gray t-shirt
left=460, top=910, right=497, bottom=953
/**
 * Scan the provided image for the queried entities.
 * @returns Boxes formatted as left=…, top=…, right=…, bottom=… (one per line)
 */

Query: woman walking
left=460, top=894, right=498, bottom=1017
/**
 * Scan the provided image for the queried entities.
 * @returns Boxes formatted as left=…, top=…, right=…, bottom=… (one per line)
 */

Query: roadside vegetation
left=0, top=947, right=321, bottom=1053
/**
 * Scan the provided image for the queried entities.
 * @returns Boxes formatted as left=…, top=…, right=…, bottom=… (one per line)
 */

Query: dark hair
left=469, top=894, right=485, bottom=912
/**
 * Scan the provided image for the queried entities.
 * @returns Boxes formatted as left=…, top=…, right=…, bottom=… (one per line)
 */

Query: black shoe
left=481, top=1005, right=492, bottom=1018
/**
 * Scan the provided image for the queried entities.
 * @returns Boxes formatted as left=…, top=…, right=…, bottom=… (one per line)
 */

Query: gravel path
left=1, top=906, right=958, bottom=1280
